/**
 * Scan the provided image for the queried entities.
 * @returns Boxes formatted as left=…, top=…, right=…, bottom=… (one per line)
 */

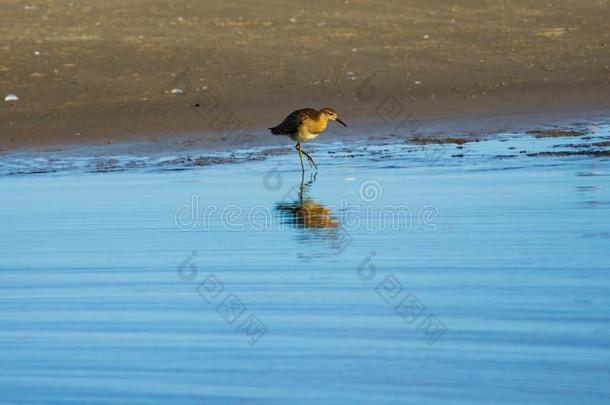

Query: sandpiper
left=269, top=107, right=347, bottom=171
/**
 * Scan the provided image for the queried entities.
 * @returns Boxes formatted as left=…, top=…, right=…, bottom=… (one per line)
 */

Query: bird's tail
left=268, top=126, right=281, bottom=135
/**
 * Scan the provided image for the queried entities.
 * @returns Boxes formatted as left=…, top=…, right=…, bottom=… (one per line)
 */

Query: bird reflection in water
left=275, top=173, right=339, bottom=229
left=275, top=174, right=352, bottom=258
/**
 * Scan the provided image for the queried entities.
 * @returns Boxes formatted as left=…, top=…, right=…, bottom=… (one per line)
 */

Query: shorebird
left=269, top=107, right=347, bottom=171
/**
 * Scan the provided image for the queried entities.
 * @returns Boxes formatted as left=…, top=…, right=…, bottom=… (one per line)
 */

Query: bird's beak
left=336, top=118, right=347, bottom=127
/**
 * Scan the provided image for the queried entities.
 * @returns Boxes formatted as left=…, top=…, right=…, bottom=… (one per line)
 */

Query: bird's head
left=319, top=107, right=347, bottom=127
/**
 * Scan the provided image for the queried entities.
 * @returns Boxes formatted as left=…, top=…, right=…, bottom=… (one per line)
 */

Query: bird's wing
left=270, top=108, right=317, bottom=135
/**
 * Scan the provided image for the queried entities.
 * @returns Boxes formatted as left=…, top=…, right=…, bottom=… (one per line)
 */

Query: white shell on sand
left=170, top=88, right=184, bottom=95
left=4, top=94, right=19, bottom=102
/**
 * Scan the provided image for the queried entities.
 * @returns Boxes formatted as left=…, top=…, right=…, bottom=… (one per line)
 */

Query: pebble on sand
left=4, top=94, right=19, bottom=102
left=170, top=88, right=184, bottom=95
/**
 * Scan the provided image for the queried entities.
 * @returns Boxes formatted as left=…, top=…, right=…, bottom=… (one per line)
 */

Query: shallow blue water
left=1, top=129, right=609, bottom=403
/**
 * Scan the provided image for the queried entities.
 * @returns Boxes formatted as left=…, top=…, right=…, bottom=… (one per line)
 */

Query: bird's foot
left=307, top=157, right=318, bottom=170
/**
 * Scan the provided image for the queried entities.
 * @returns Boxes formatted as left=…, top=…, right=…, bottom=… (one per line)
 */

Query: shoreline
left=2, top=96, right=608, bottom=159
left=1, top=113, right=608, bottom=178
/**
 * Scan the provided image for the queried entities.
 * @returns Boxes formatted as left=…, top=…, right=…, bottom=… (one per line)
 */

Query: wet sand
left=1, top=127, right=609, bottom=402
left=2, top=0, right=610, bottom=151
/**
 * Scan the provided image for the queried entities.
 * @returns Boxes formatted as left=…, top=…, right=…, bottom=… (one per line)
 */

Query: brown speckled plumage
left=269, top=108, right=319, bottom=136
left=268, top=107, right=347, bottom=171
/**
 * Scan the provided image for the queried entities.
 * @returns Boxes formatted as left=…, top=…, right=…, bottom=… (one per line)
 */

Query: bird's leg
left=296, top=143, right=314, bottom=169
left=301, top=148, right=318, bottom=170
left=296, top=142, right=305, bottom=172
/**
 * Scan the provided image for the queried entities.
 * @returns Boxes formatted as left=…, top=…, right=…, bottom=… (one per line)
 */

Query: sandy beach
left=1, top=0, right=609, bottom=152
